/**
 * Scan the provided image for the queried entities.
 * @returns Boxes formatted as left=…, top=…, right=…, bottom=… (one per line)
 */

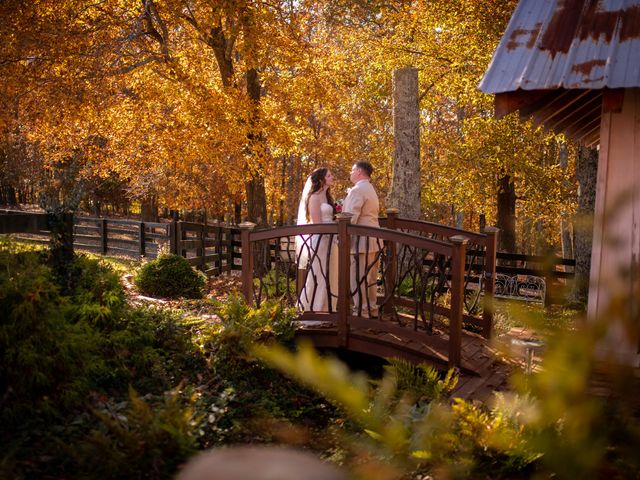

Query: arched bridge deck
left=239, top=210, right=499, bottom=374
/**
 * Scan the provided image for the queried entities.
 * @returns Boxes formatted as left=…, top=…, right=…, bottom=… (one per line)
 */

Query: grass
left=492, top=298, right=582, bottom=337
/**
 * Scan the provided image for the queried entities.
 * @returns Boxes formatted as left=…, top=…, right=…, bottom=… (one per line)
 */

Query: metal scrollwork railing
left=239, top=215, right=474, bottom=368
left=494, top=273, right=546, bottom=302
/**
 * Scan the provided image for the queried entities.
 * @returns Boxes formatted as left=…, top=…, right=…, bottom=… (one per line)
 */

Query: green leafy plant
left=255, top=342, right=537, bottom=479
left=134, top=254, right=207, bottom=299
left=69, top=254, right=126, bottom=328
left=383, top=358, right=458, bottom=404
left=0, top=244, right=102, bottom=423
left=212, top=293, right=297, bottom=353
left=72, top=386, right=198, bottom=480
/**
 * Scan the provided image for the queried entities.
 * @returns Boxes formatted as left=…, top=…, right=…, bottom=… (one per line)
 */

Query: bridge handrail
left=383, top=215, right=489, bottom=245
left=248, top=223, right=454, bottom=256
left=249, top=223, right=338, bottom=241
left=380, top=210, right=498, bottom=339
left=239, top=216, right=469, bottom=368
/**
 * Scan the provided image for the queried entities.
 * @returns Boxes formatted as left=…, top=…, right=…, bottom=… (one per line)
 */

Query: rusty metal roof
left=479, top=0, right=640, bottom=146
left=480, top=0, right=640, bottom=93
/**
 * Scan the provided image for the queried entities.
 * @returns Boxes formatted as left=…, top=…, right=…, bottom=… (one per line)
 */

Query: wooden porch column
left=482, top=227, right=499, bottom=339
left=589, top=88, right=640, bottom=364
left=384, top=208, right=399, bottom=315
left=449, top=235, right=469, bottom=369
left=336, top=213, right=353, bottom=348
left=239, top=221, right=256, bottom=306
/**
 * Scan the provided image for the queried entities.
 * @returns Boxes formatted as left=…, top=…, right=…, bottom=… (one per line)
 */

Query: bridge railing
left=239, top=214, right=471, bottom=368
left=380, top=210, right=498, bottom=339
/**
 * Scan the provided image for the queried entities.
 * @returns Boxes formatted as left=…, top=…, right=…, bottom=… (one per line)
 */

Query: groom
left=343, top=161, right=380, bottom=318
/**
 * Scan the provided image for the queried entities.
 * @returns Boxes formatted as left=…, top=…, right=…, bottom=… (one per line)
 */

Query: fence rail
left=1, top=208, right=575, bottom=326
left=0, top=210, right=242, bottom=273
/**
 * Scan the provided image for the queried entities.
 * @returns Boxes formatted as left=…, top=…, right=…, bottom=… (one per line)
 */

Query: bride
left=296, top=168, right=339, bottom=312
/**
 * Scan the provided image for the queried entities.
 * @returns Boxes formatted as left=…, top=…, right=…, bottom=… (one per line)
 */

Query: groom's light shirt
left=343, top=178, right=380, bottom=252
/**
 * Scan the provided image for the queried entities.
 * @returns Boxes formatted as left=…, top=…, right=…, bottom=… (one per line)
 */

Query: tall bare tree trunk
left=497, top=174, right=516, bottom=253
left=571, top=146, right=598, bottom=304
left=559, top=142, right=573, bottom=259
left=387, top=67, right=421, bottom=219
left=245, top=67, right=268, bottom=226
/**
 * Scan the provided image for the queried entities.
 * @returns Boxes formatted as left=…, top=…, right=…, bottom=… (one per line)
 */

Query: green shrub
left=256, top=342, right=538, bottom=479
left=134, top=254, right=207, bottom=299
left=0, top=245, right=103, bottom=424
left=213, top=293, right=297, bottom=350
left=72, top=386, right=198, bottom=480
left=103, top=306, right=207, bottom=393
left=69, top=254, right=126, bottom=328
left=384, top=358, right=458, bottom=404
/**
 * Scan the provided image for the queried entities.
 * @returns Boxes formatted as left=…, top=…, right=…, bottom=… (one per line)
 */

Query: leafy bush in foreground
left=134, top=254, right=207, bottom=299
left=0, top=246, right=105, bottom=423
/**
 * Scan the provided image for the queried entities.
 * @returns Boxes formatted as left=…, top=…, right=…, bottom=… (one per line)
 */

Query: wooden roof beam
left=531, top=89, right=594, bottom=127
left=494, top=90, right=555, bottom=119
left=548, top=94, right=602, bottom=132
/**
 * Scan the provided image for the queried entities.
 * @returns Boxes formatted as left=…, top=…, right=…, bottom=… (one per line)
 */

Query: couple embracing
left=296, top=161, right=380, bottom=318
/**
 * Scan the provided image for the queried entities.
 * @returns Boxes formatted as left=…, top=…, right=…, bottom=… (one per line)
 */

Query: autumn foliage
left=1, top=0, right=575, bottom=249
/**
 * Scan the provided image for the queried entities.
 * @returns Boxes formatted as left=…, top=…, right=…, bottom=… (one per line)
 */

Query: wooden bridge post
left=384, top=208, right=399, bottom=315
left=336, top=213, right=353, bottom=348
left=482, top=227, right=499, bottom=339
left=239, top=222, right=256, bottom=306
left=449, top=235, right=469, bottom=369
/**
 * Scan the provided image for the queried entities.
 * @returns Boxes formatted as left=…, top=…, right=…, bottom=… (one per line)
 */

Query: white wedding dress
left=299, top=203, right=339, bottom=312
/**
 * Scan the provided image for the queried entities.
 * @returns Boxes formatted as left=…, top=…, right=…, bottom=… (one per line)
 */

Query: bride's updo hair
left=306, top=167, right=335, bottom=221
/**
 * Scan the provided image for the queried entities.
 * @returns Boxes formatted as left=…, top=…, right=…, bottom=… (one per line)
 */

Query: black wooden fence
left=0, top=210, right=241, bottom=275
left=0, top=210, right=576, bottom=304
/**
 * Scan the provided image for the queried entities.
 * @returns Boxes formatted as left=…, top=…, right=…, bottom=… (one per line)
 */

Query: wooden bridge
left=239, top=209, right=499, bottom=374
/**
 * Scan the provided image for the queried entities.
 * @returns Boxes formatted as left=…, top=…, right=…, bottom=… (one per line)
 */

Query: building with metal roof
left=480, top=0, right=640, bottom=146
left=480, top=0, right=640, bottom=364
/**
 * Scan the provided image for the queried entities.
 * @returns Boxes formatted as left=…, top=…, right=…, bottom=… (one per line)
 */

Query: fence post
left=100, top=218, right=108, bottom=255
left=179, top=222, right=187, bottom=258
left=239, top=222, right=256, bottom=306
left=336, top=213, right=353, bottom=348
left=139, top=222, right=146, bottom=257
left=228, top=227, right=236, bottom=271
left=216, top=224, right=223, bottom=274
left=449, top=235, right=469, bottom=369
left=197, top=223, right=206, bottom=271
left=482, top=227, right=499, bottom=339
left=384, top=208, right=399, bottom=315
left=169, top=220, right=177, bottom=254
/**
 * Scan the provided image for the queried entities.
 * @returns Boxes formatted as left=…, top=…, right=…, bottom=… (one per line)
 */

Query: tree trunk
left=141, top=196, right=159, bottom=222
left=558, top=142, right=573, bottom=259
left=497, top=174, right=516, bottom=253
left=387, top=67, right=421, bottom=219
left=234, top=202, right=242, bottom=224
left=244, top=67, right=268, bottom=226
left=571, top=146, right=598, bottom=304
